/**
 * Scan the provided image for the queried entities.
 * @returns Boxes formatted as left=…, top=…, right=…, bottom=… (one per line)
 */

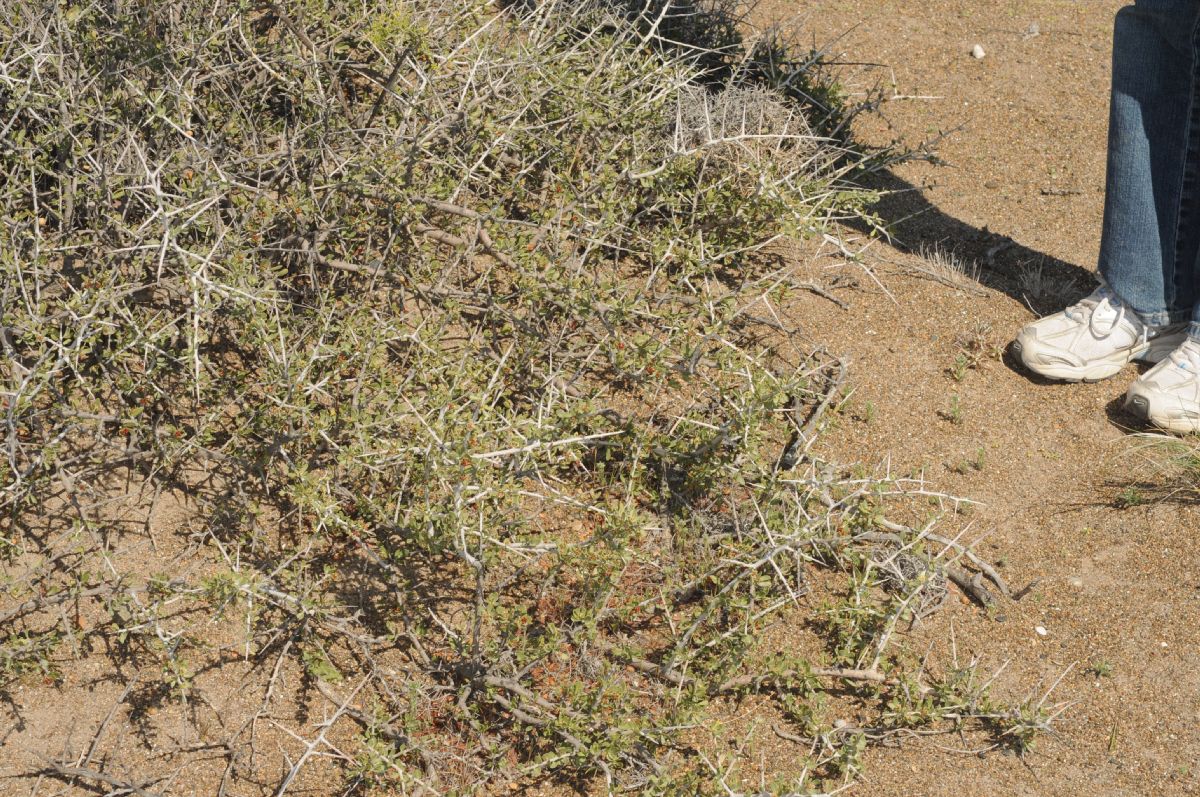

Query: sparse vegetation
left=1016, top=256, right=1086, bottom=312
left=946, top=322, right=996, bottom=382
left=911, top=243, right=985, bottom=294
left=1113, top=487, right=1146, bottom=509
left=0, top=0, right=1058, bottom=794
left=1121, top=433, right=1200, bottom=505
left=941, top=393, right=965, bottom=425
left=948, top=446, right=986, bottom=475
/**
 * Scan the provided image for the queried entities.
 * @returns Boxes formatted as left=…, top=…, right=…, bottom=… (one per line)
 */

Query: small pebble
left=971, top=44, right=986, bottom=60
left=1069, top=576, right=1084, bottom=588
left=1035, top=625, right=1048, bottom=636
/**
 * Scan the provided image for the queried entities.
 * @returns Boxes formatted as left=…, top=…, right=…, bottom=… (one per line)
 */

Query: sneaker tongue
left=1065, top=297, right=1099, bottom=322
left=1076, top=285, right=1114, bottom=310
left=1088, top=297, right=1119, bottom=324
left=1068, top=286, right=1110, bottom=314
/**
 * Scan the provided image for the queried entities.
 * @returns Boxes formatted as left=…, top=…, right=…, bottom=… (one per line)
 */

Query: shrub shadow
left=851, top=170, right=1097, bottom=314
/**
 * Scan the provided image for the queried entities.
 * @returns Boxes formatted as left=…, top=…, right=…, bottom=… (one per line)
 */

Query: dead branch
left=34, top=756, right=166, bottom=797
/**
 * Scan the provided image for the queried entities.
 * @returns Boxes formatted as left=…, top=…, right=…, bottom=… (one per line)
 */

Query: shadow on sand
left=851, top=169, right=1097, bottom=316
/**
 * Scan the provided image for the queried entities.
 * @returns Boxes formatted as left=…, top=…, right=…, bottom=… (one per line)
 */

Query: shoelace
left=1171, top=341, right=1200, bottom=372
left=1063, top=286, right=1142, bottom=342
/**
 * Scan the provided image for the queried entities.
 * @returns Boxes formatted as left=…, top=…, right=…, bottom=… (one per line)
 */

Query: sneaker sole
left=1012, top=333, right=1186, bottom=383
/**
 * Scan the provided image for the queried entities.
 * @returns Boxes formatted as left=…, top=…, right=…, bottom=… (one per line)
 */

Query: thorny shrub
left=0, top=0, right=1063, bottom=794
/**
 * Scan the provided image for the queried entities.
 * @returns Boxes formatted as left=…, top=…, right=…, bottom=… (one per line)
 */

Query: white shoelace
left=1063, top=286, right=1140, bottom=341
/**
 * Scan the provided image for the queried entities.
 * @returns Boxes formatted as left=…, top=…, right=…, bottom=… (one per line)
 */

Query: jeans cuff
left=1117, top=305, right=1189, bottom=328
left=1189, top=321, right=1200, bottom=342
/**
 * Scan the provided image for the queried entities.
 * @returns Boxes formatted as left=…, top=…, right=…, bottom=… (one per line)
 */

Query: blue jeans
left=1099, top=0, right=1200, bottom=341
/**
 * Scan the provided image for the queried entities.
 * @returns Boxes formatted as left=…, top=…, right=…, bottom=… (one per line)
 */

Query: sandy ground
left=749, top=0, right=1200, bottom=794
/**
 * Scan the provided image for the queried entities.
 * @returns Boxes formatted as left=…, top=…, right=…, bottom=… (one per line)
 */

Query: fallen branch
left=945, top=565, right=995, bottom=608
left=777, top=356, right=848, bottom=470
left=35, top=756, right=165, bottom=797
left=716, top=666, right=891, bottom=695
left=790, top=279, right=849, bottom=310
left=593, top=639, right=908, bottom=697
left=860, top=525, right=1010, bottom=598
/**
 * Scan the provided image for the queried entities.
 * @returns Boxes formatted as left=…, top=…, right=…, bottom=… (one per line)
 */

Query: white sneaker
left=1125, top=338, right=1200, bottom=434
left=1011, top=285, right=1187, bottom=382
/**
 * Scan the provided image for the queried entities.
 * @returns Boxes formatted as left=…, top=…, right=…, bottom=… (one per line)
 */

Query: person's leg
left=1011, top=1, right=1196, bottom=383
left=1121, top=2, right=1200, bottom=432
left=1099, top=0, right=1200, bottom=326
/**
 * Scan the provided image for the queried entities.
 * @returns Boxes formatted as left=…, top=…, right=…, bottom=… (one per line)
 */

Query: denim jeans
left=1099, top=0, right=1200, bottom=341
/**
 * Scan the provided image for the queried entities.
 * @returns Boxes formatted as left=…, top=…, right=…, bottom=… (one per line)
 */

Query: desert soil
left=3, top=2, right=1199, bottom=796
left=751, top=0, right=1200, bottom=794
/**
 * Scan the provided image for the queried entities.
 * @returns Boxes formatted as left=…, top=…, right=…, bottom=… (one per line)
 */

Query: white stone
left=971, top=44, right=986, bottom=60
left=1035, top=625, right=1048, bottom=636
